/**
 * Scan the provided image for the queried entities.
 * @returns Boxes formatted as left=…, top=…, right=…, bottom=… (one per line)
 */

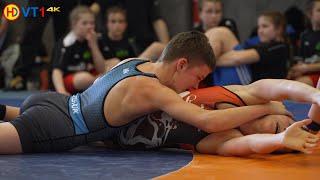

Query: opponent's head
left=158, top=31, right=215, bottom=93
left=70, top=6, right=95, bottom=39
left=258, top=11, right=286, bottom=43
left=240, top=115, right=294, bottom=135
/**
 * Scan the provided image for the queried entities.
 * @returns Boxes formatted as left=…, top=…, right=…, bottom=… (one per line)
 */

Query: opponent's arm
left=245, top=79, right=320, bottom=105
left=199, top=119, right=319, bottom=156
left=146, top=83, right=291, bottom=133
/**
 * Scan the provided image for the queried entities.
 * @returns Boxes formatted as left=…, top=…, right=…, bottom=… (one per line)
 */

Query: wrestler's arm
left=216, top=49, right=260, bottom=66
left=243, top=79, right=320, bottom=105
left=146, top=82, right=291, bottom=133
left=197, top=119, right=318, bottom=156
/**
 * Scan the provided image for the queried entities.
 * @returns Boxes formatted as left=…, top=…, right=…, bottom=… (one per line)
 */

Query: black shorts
left=10, top=92, right=87, bottom=153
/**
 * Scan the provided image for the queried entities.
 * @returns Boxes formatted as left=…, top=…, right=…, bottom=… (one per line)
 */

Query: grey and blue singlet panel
left=10, top=59, right=157, bottom=152
left=75, top=59, right=157, bottom=135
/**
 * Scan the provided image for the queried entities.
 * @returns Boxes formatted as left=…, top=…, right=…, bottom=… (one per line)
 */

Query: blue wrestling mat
left=0, top=91, right=312, bottom=179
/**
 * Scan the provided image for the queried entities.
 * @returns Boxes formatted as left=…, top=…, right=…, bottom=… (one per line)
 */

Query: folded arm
left=217, top=49, right=260, bottom=67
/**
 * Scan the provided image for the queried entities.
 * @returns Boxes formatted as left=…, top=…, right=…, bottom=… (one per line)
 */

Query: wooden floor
left=157, top=150, right=320, bottom=180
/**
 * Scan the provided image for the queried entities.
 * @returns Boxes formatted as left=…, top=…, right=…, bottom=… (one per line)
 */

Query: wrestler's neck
left=137, top=61, right=174, bottom=86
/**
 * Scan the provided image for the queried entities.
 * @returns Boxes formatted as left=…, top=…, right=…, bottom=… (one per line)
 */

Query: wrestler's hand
left=280, top=119, right=320, bottom=154
left=265, top=101, right=293, bottom=118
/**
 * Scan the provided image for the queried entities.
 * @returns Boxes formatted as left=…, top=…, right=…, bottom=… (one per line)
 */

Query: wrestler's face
left=258, top=16, right=279, bottom=43
left=200, top=1, right=223, bottom=30
left=72, top=13, right=95, bottom=39
left=240, top=115, right=294, bottom=135
left=107, top=12, right=127, bottom=38
left=171, top=58, right=211, bottom=93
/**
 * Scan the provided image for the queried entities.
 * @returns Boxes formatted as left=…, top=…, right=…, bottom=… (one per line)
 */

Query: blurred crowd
left=0, top=0, right=319, bottom=94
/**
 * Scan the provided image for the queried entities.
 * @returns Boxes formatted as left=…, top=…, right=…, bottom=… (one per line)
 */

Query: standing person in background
left=122, top=0, right=170, bottom=54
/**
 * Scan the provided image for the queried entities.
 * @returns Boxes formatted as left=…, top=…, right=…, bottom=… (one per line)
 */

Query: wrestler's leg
left=0, top=122, right=23, bottom=154
left=0, top=104, right=20, bottom=121
left=196, top=119, right=319, bottom=156
left=205, top=27, right=239, bottom=58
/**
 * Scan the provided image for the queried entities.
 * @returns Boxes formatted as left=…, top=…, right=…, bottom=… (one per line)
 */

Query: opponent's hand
left=281, top=119, right=320, bottom=154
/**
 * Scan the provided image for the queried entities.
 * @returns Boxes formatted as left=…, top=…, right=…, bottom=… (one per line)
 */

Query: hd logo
left=2, top=3, right=61, bottom=21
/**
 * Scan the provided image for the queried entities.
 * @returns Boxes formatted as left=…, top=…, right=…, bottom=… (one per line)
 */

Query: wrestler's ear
left=176, top=58, right=189, bottom=72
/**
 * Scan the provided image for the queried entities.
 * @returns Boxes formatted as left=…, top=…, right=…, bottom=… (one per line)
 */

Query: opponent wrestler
left=0, top=31, right=294, bottom=154
left=115, top=79, right=320, bottom=156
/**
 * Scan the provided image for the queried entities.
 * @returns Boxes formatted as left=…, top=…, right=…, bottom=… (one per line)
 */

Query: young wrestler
left=52, top=6, right=106, bottom=95
left=0, top=31, right=260, bottom=154
left=116, top=79, right=320, bottom=156
left=206, top=11, right=289, bottom=85
left=288, top=0, right=320, bottom=87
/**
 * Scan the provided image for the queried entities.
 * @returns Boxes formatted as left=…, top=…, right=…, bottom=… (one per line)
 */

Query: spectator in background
left=89, top=0, right=169, bottom=60
left=11, top=0, right=99, bottom=90
left=193, top=0, right=239, bottom=86
left=288, top=0, right=320, bottom=87
left=206, top=11, right=290, bottom=85
left=194, top=0, right=239, bottom=39
left=51, top=6, right=106, bottom=95
left=97, top=6, right=136, bottom=71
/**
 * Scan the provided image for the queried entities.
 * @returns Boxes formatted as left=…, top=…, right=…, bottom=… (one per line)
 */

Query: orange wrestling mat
left=157, top=151, right=320, bottom=180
